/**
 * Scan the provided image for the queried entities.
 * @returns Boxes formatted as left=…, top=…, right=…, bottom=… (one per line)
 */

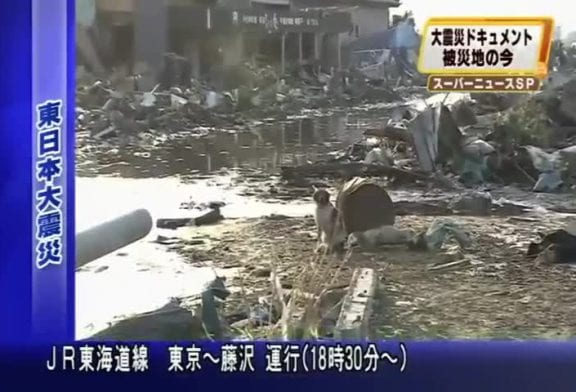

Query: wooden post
left=298, top=33, right=303, bottom=63
left=314, top=33, right=322, bottom=74
left=337, top=34, right=342, bottom=70
left=281, top=33, right=286, bottom=74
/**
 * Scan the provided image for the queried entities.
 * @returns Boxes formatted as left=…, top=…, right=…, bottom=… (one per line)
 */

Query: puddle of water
left=77, top=109, right=379, bottom=338
left=75, top=241, right=238, bottom=339
left=76, top=175, right=313, bottom=226
left=75, top=174, right=317, bottom=339
left=78, top=95, right=472, bottom=180
left=78, top=111, right=394, bottom=178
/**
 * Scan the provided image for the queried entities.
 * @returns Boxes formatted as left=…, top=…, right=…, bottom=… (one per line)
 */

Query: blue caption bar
left=0, top=2, right=575, bottom=392
left=31, top=0, right=75, bottom=342
left=0, top=0, right=34, bottom=342
left=0, top=342, right=575, bottom=392
left=0, top=0, right=74, bottom=342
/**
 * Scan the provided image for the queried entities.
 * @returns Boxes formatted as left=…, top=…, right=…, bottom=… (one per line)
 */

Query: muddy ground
left=76, top=102, right=576, bottom=340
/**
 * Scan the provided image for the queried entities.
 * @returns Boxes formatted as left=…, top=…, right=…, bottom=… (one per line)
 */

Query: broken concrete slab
left=334, top=268, right=377, bottom=340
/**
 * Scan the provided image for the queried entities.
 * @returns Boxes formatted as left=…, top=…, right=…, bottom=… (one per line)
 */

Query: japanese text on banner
left=417, top=17, right=554, bottom=75
left=34, top=100, right=64, bottom=270
left=45, top=343, right=408, bottom=374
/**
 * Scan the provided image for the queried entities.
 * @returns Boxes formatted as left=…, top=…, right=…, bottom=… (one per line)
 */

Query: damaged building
left=77, top=0, right=401, bottom=88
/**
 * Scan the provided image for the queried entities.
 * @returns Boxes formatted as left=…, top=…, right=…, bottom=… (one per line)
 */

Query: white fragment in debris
left=141, top=92, right=156, bottom=107
left=205, top=91, right=222, bottom=109
left=364, top=147, right=393, bottom=166
left=170, top=94, right=188, bottom=109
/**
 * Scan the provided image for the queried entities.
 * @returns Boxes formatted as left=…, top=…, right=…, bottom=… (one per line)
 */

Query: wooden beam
left=335, top=268, right=377, bottom=339
left=281, top=33, right=286, bottom=74
left=299, top=33, right=303, bottom=62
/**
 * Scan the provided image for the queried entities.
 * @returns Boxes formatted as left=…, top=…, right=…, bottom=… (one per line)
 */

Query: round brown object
left=336, top=178, right=395, bottom=234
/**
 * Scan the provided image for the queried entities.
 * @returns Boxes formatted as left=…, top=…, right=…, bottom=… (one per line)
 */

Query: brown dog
left=312, top=187, right=347, bottom=254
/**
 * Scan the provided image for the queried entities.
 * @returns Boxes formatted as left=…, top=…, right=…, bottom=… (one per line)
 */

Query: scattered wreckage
left=76, top=53, right=407, bottom=152
left=280, top=76, right=576, bottom=195
left=77, top=41, right=576, bottom=340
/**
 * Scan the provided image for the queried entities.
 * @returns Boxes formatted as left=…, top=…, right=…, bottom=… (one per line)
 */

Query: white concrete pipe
left=76, top=208, right=153, bottom=268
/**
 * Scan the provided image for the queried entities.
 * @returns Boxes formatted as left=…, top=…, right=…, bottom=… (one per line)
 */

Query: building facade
left=291, top=0, right=399, bottom=42
left=83, top=0, right=397, bottom=86
left=291, top=0, right=400, bottom=67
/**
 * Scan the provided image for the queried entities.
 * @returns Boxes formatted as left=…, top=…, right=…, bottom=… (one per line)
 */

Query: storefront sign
left=169, top=5, right=351, bottom=35
left=231, top=11, right=321, bottom=31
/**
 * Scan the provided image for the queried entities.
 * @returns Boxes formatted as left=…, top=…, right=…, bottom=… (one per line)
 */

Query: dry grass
left=228, top=250, right=351, bottom=339
left=270, top=249, right=350, bottom=340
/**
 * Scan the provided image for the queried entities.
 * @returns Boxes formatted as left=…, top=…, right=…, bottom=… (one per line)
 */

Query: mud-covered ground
left=76, top=102, right=576, bottom=340
left=147, top=202, right=576, bottom=340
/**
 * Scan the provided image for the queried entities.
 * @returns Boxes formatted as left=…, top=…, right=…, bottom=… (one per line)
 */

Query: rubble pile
left=284, top=72, right=576, bottom=195
left=75, top=77, right=238, bottom=145
left=75, top=53, right=413, bottom=152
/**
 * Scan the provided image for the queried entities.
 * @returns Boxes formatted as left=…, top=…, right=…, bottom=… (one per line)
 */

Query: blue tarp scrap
left=348, top=22, right=421, bottom=51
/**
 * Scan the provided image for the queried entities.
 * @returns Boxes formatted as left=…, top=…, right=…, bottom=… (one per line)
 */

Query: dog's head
left=312, top=187, right=331, bottom=206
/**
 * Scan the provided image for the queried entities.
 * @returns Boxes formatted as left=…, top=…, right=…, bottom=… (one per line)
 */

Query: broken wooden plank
left=335, top=268, right=377, bottom=340
left=156, top=208, right=223, bottom=230
left=280, top=162, right=428, bottom=183
left=193, top=208, right=223, bottom=226
left=427, top=258, right=471, bottom=272
left=156, top=218, right=193, bottom=230
left=364, top=125, right=412, bottom=143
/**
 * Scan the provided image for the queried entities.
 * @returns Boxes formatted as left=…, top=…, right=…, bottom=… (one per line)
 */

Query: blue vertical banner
left=30, top=0, right=75, bottom=342
left=0, top=0, right=33, bottom=343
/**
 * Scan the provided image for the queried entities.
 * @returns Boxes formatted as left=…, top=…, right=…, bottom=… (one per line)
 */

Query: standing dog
left=312, top=187, right=347, bottom=254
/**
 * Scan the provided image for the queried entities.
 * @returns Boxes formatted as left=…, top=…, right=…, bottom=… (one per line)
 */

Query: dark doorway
left=111, top=24, right=134, bottom=70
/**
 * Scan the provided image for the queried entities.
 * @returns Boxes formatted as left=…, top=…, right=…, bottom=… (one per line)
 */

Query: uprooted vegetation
left=493, top=98, right=555, bottom=148
left=231, top=251, right=352, bottom=340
